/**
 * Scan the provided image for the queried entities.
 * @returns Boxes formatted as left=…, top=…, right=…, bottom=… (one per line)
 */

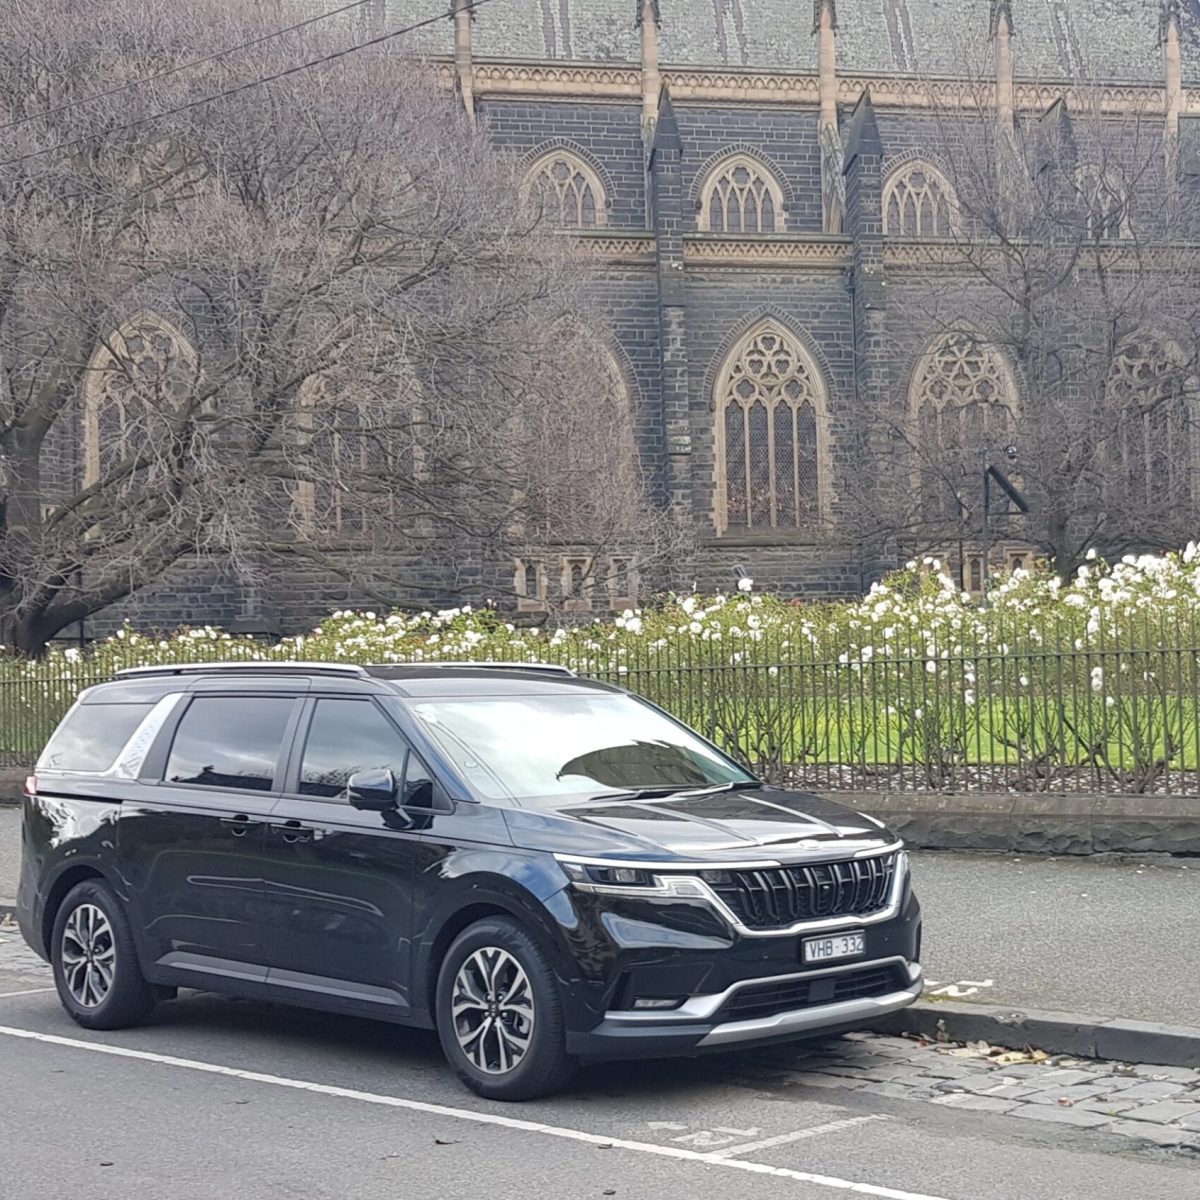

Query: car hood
left=502, top=787, right=897, bottom=863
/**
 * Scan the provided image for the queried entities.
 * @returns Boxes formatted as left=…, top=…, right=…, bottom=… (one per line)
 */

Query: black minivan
left=17, top=662, right=922, bottom=1100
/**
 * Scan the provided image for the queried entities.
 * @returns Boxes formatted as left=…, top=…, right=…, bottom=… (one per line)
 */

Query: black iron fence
left=4, top=633, right=1200, bottom=795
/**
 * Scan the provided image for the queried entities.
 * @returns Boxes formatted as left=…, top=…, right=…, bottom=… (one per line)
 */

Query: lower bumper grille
left=716, top=963, right=906, bottom=1024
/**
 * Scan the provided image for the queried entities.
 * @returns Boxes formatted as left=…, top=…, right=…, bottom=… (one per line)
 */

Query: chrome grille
left=705, top=852, right=898, bottom=930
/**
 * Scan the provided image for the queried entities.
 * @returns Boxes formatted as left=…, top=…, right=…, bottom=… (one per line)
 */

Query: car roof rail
left=115, top=662, right=370, bottom=680
left=364, top=661, right=576, bottom=677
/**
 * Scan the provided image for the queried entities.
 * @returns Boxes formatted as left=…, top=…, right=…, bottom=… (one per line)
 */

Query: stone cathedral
left=98, top=1, right=1200, bottom=634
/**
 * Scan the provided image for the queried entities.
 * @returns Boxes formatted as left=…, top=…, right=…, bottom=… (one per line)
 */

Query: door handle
left=271, top=820, right=315, bottom=844
left=220, top=815, right=260, bottom=838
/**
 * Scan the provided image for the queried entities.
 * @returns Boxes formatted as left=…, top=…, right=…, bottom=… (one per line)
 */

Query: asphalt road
left=2, top=803, right=1199, bottom=1024
left=1, top=974, right=1197, bottom=1200
left=911, top=850, right=1200, bottom=1024
left=3, top=802, right=1199, bottom=1198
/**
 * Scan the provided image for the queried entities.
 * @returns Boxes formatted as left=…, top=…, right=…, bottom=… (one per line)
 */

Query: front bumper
left=566, top=958, right=923, bottom=1060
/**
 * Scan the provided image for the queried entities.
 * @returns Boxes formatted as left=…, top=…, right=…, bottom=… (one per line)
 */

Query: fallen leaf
left=434, top=1139, right=458, bottom=1147
left=100, top=1162, right=114, bottom=1168
left=992, top=1049, right=1048, bottom=1066
left=597, top=1144, right=613, bottom=1150
left=603, top=1192, right=617, bottom=1196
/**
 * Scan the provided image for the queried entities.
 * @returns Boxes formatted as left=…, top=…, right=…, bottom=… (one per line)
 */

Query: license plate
left=803, top=931, right=865, bottom=963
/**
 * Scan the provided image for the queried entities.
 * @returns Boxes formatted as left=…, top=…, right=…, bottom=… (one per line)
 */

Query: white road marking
left=712, top=1116, right=891, bottom=1159
left=0, top=1023, right=956, bottom=1200
left=0, top=988, right=55, bottom=1000
left=925, top=979, right=995, bottom=999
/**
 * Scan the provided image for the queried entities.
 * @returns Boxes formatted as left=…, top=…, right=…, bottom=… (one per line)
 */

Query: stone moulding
left=572, top=234, right=657, bottom=264
left=684, top=235, right=852, bottom=268
left=471, top=62, right=641, bottom=98
left=433, top=58, right=1197, bottom=118
left=884, top=239, right=1200, bottom=271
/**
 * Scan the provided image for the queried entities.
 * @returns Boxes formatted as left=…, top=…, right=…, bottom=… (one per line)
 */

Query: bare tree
left=855, top=80, right=1200, bottom=581
left=0, top=0, right=672, bottom=655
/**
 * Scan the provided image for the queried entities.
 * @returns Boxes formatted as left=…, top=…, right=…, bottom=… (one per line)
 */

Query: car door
left=259, top=695, right=423, bottom=1016
left=119, top=688, right=303, bottom=991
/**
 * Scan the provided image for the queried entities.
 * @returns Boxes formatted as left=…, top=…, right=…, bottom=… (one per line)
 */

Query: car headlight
left=558, top=860, right=712, bottom=900
left=567, top=863, right=656, bottom=889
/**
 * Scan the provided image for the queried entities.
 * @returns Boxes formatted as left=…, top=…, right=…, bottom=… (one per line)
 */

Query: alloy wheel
left=61, top=903, right=116, bottom=1008
left=451, top=947, right=535, bottom=1075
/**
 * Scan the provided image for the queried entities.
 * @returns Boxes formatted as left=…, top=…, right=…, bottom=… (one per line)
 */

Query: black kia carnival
left=16, top=662, right=922, bottom=1100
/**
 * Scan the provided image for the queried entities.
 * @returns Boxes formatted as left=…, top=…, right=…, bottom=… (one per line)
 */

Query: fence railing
left=5, top=635, right=1200, bottom=795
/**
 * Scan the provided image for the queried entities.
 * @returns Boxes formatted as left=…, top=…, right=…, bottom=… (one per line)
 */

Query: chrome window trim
left=605, top=955, right=916, bottom=1024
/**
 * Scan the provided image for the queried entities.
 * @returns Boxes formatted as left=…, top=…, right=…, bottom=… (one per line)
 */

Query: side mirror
left=347, top=768, right=398, bottom=812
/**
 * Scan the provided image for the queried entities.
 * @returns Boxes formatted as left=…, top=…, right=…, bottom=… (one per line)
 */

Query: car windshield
left=392, top=692, right=755, bottom=803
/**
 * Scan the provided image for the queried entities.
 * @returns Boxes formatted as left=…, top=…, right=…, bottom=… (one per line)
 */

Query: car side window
left=299, top=698, right=410, bottom=800
left=165, top=696, right=295, bottom=792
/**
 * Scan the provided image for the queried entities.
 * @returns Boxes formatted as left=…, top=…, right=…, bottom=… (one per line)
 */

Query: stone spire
left=814, top=1, right=844, bottom=233
left=453, top=0, right=475, bottom=121
left=844, top=89, right=882, bottom=169
left=991, top=1, right=1015, bottom=134
left=638, top=0, right=662, bottom=145
left=1162, top=0, right=1183, bottom=143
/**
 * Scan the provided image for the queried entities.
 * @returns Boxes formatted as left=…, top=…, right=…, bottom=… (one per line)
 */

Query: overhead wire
left=0, top=0, right=379, bottom=133
left=0, top=0, right=496, bottom=170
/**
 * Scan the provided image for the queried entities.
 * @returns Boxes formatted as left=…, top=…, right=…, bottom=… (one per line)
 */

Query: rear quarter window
left=38, top=702, right=157, bottom=773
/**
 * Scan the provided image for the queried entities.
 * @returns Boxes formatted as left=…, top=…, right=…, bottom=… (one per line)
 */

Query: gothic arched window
left=1107, top=334, right=1195, bottom=507
left=909, top=332, right=1019, bottom=523
left=290, top=373, right=397, bottom=538
left=524, top=150, right=607, bottom=229
left=714, top=321, right=829, bottom=534
left=883, top=160, right=958, bottom=237
left=1077, top=165, right=1130, bottom=240
left=697, top=155, right=786, bottom=234
left=83, top=314, right=200, bottom=489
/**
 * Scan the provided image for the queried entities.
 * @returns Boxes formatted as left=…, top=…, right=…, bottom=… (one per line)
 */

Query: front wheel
left=51, top=879, right=156, bottom=1030
left=435, top=917, right=576, bottom=1101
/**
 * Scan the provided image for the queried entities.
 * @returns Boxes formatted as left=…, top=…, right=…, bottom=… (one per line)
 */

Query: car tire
left=51, top=879, right=157, bottom=1031
left=435, top=917, right=576, bottom=1101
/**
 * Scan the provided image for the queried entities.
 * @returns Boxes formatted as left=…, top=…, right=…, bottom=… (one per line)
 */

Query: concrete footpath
left=2, top=802, right=1197, bottom=1034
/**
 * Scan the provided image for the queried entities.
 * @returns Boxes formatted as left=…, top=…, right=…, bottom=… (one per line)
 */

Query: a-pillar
left=815, top=1, right=844, bottom=233
left=649, top=90, right=693, bottom=548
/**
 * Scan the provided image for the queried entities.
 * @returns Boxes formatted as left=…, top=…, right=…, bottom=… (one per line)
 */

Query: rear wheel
left=51, top=880, right=156, bottom=1030
left=435, top=917, right=575, bottom=1101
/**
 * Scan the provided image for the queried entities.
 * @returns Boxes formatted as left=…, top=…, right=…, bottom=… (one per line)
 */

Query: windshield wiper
left=588, top=781, right=763, bottom=802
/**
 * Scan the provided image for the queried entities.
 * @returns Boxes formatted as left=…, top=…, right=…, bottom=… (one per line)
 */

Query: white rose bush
left=6, top=548, right=1200, bottom=794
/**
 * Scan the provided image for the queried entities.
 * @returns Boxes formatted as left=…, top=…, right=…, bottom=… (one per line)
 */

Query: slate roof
left=402, top=1, right=1200, bottom=86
